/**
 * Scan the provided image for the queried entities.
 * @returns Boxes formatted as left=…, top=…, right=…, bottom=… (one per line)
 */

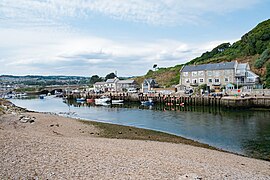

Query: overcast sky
left=0, top=0, right=269, bottom=77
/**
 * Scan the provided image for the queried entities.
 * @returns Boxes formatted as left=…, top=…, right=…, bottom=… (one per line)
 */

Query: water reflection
left=11, top=97, right=270, bottom=160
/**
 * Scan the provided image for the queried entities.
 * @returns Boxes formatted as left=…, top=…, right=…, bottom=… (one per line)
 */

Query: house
left=105, top=77, right=119, bottom=92
left=142, top=79, right=159, bottom=93
left=93, top=82, right=106, bottom=93
left=117, top=79, right=138, bottom=92
left=93, top=78, right=138, bottom=92
left=179, top=61, right=259, bottom=92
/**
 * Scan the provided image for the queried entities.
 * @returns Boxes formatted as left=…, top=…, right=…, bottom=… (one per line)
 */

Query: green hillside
left=136, top=19, right=270, bottom=88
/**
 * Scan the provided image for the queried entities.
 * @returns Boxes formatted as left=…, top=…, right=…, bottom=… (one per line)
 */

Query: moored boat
left=76, top=97, right=86, bottom=102
left=87, top=98, right=95, bottom=103
left=39, top=94, right=46, bottom=99
left=141, top=98, right=154, bottom=106
left=95, top=96, right=111, bottom=104
left=112, top=99, right=124, bottom=103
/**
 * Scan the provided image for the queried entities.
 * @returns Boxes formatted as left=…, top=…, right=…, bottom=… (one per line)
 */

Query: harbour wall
left=66, top=93, right=270, bottom=109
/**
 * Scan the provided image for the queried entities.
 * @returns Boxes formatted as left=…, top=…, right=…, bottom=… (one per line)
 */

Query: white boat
left=112, top=99, right=124, bottom=103
left=95, top=96, right=111, bottom=104
left=95, top=102, right=110, bottom=106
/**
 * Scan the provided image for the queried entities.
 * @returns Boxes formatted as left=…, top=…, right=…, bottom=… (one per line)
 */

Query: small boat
left=141, top=98, right=154, bottom=106
left=112, top=99, right=124, bottom=104
left=87, top=98, right=95, bottom=103
left=95, top=96, right=111, bottom=104
left=76, top=97, right=86, bottom=102
left=39, top=95, right=45, bottom=99
left=95, top=102, right=110, bottom=106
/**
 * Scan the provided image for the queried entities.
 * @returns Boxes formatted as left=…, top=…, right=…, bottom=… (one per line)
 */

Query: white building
left=93, top=78, right=138, bottom=92
left=179, top=61, right=260, bottom=92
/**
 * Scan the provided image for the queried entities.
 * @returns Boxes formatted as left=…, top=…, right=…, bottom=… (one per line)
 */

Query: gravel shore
left=1, top=105, right=270, bottom=179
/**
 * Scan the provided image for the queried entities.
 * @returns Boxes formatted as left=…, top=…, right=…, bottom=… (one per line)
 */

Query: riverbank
left=1, top=100, right=270, bottom=179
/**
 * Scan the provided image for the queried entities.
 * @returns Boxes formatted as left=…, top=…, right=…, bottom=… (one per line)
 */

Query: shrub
left=265, top=62, right=270, bottom=88
left=254, top=48, right=270, bottom=68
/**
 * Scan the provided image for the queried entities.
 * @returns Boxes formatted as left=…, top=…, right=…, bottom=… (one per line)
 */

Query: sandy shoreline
left=1, top=101, right=270, bottom=179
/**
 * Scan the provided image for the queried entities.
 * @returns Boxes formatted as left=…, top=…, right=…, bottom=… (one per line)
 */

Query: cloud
left=0, top=0, right=252, bottom=76
left=0, top=0, right=262, bottom=26
left=0, top=26, right=232, bottom=76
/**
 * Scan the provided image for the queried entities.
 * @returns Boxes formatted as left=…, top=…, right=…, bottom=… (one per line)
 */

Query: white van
left=127, top=88, right=137, bottom=93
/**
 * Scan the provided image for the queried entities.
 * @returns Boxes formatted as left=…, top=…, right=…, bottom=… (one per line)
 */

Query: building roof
left=181, top=62, right=236, bottom=72
left=118, top=80, right=135, bottom=84
left=144, top=78, right=156, bottom=83
left=106, top=78, right=119, bottom=83
left=237, top=63, right=248, bottom=70
left=94, top=82, right=106, bottom=85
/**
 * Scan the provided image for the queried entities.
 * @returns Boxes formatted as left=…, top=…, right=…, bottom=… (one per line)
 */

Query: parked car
left=159, top=90, right=173, bottom=95
left=185, top=89, right=193, bottom=94
left=127, top=88, right=137, bottom=93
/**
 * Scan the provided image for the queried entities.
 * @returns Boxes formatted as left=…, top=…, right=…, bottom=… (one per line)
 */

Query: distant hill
left=135, top=19, right=270, bottom=87
left=0, top=75, right=90, bottom=86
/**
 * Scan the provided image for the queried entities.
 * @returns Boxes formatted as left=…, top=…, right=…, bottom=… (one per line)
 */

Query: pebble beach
left=1, top=100, right=270, bottom=179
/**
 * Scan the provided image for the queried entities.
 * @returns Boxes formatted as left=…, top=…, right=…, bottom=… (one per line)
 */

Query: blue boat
left=141, top=98, right=154, bottom=106
left=76, top=98, right=86, bottom=103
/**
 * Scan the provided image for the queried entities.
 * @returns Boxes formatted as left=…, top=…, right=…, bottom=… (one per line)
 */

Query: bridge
left=41, top=85, right=88, bottom=94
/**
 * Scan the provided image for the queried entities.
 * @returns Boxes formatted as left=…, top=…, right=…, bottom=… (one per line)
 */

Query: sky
left=0, top=0, right=269, bottom=77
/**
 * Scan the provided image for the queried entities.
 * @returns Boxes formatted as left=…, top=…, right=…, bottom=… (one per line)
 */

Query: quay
left=65, top=93, right=270, bottom=109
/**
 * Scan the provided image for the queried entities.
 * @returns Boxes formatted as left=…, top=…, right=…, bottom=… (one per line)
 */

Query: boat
left=87, top=98, right=95, bottom=103
left=95, top=102, right=110, bottom=106
left=95, top=96, right=111, bottom=104
left=76, top=97, right=86, bottom=102
left=112, top=99, right=124, bottom=104
left=141, top=98, right=154, bottom=106
left=39, top=94, right=46, bottom=99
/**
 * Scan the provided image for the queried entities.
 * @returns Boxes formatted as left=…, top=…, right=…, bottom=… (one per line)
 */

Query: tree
left=105, top=72, right=117, bottom=81
left=89, top=75, right=103, bottom=84
left=265, top=62, right=270, bottom=88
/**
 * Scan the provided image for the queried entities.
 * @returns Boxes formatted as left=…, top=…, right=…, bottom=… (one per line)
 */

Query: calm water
left=11, top=97, right=270, bottom=160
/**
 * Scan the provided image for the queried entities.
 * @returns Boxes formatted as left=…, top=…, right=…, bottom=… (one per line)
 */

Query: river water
left=10, top=97, right=270, bottom=160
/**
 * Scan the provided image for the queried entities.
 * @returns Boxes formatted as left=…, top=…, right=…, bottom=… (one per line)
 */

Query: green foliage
left=198, top=84, right=207, bottom=90
left=15, top=87, right=37, bottom=92
left=265, top=62, right=270, bottom=88
left=254, top=48, right=270, bottom=68
left=188, top=43, right=231, bottom=65
left=188, top=19, right=270, bottom=65
left=105, top=72, right=117, bottom=81
left=89, top=75, right=103, bottom=84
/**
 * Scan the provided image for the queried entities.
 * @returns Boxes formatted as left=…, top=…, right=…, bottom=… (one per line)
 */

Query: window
left=207, top=71, right=212, bottom=76
left=198, top=71, right=204, bottom=76
left=192, top=79, right=197, bottom=83
left=208, top=79, right=212, bottom=83
left=215, top=78, right=220, bottom=83
left=225, top=78, right=229, bottom=82
left=183, top=72, right=189, bottom=77
left=214, top=71, right=220, bottom=76
left=199, top=78, right=204, bottom=83
left=192, top=71, right=197, bottom=77
left=185, top=79, right=190, bottom=83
